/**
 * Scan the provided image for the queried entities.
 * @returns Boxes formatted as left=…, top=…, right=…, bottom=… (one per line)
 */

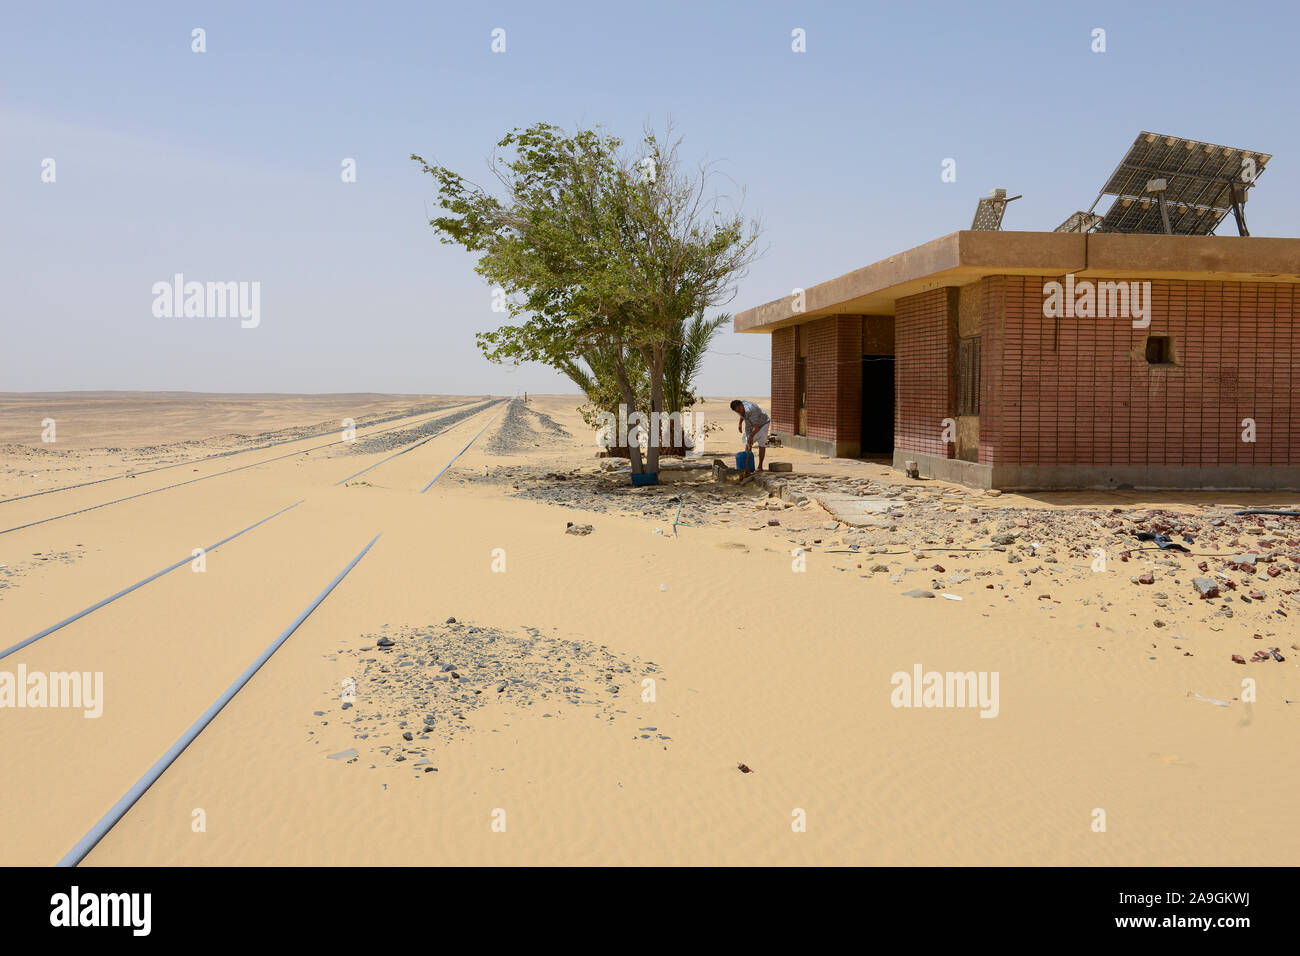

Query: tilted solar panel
left=1084, top=132, right=1270, bottom=235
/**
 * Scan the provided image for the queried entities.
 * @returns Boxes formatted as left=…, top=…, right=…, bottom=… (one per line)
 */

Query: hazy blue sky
left=4, top=0, right=1297, bottom=395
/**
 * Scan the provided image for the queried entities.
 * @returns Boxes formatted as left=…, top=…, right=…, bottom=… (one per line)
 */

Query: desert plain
left=1, top=392, right=1298, bottom=866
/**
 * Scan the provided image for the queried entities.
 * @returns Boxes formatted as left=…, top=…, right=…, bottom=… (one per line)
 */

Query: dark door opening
left=860, top=355, right=895, bottom=455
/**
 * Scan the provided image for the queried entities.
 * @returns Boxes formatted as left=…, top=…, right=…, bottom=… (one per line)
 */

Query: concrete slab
left=814, top=493, right=896, bottom=526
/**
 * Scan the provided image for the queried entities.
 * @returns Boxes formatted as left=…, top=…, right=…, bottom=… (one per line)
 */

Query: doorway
left=860, top=355, right=895, bottom=454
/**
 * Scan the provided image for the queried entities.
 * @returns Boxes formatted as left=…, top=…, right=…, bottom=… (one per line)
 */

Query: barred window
left=956, top=336, right=981, bottom=416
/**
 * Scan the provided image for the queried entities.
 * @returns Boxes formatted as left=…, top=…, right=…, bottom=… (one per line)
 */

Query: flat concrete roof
left=734, top=231, right=1300, bottom=333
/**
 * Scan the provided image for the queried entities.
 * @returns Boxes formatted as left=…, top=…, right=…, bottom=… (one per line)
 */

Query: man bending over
left=730, top=399, right=770, bottom=472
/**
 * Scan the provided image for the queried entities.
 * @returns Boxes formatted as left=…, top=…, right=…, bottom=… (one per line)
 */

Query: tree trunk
left=646, top=343, right=665, bottom=475
left=611, top=351, right=645, bottom=474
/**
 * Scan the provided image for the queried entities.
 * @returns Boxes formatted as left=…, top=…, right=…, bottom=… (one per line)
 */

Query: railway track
left=0, top=399, right=493, bottom=537
left=1, top=399, right=508, bottom=662
left=57, top=533, right=383, bottom=867
left=0, top=500, right=304, bottom=662
left=0, top=397, right=515, bottom=865
left=0, top=398, right=478, bottom=506
left=333, top=400, right=504, bottom=486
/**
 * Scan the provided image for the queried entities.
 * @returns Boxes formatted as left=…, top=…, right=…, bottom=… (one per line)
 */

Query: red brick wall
left=895, top=289, right=955, bottom=457
left=770, top=326, right=797, bottom=434
left=862, top=315, right=895, bottom=354
left=980, top=276, right=1300, bottom=466
left=805, top=315, right=862, bottom=448
left=978, top=277, right=1005, bottom=464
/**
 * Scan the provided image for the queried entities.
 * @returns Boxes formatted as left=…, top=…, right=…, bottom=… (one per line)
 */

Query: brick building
left=735, top=231, right=1300, bottom=490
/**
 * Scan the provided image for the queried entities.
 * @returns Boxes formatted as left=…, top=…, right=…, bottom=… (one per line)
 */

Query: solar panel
left=970, top=188, right=1020, bottom=231
left=1086, top=132, right=1270, bottom=236
left=1054, top=211, right=1103, bottom=234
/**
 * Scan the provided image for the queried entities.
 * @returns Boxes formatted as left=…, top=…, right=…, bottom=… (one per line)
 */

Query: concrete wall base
left=894, top=450, right=1300, bottom=491
left=892, top=450, right=993, bottom=489
left=775, top=432, right=858, bottom=458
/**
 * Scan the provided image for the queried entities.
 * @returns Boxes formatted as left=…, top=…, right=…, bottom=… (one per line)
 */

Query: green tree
left=413, top=122, right=758, bottom=474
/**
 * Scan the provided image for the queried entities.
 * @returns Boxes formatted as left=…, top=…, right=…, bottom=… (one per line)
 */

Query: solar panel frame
left=971, top=197, right=1008, bottom=231
left=1103, top=196, right=1224, bottom=236
left=1054, top=211, right=1104, bottom=234
left=1087, top=132, right=1269, bottom=235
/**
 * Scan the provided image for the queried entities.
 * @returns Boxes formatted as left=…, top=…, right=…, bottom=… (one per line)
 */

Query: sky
left=3, top=0, right=1297, bottom=396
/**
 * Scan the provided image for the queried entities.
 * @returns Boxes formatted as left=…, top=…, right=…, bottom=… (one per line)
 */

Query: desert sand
left=1, top=392, right=1297, bottom=866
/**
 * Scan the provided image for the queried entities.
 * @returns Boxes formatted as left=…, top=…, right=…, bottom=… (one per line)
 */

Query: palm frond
left=663, top=309, right=729, bottom=412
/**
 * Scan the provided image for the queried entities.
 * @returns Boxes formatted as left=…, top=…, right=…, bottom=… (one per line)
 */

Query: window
left=956, top=336, right=981, bottom=415
left=1145, top=335, right=1174, bottom=365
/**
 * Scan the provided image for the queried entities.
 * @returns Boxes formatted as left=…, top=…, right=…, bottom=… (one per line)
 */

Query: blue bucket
left=736, top=451, right=755, bottom=472
left=630, top=471, right=658, bottom=487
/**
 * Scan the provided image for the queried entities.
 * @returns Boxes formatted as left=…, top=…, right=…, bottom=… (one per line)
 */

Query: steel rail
left=0, top=499, right=304, bottom=662
left=0, top=402, right=487, bottom=537
left=337, top=398, right=506, bottom=487
left=56, top=532, right=382, bottom=867
left=419, top=401, right=510, bottom=493
left=0, top=401, right=478, bottom=506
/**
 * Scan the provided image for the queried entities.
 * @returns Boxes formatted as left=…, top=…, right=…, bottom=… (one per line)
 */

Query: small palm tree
left=559, top=311, right=728, bottom=455
left=659, top=309, right=728, bottom=453
left=557, top=344, right=635, bottom=431
left=664, top=310, right=729, bottom=415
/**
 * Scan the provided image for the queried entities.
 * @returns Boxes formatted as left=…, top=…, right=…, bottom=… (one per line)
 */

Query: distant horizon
left=0, top=389, right=770, bottom=399
left=0, top=389, right=498, bottom=397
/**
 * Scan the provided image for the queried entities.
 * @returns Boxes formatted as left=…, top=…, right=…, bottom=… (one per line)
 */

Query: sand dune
left=1, top=394, right=1296, bottom=865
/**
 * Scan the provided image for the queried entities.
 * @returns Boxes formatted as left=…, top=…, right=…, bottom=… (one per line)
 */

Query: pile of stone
left=312, top=620, right=666, bottom=775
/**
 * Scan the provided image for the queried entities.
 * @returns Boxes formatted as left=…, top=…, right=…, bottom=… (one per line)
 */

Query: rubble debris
left=1192, top=577, right=1220, bottom=599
